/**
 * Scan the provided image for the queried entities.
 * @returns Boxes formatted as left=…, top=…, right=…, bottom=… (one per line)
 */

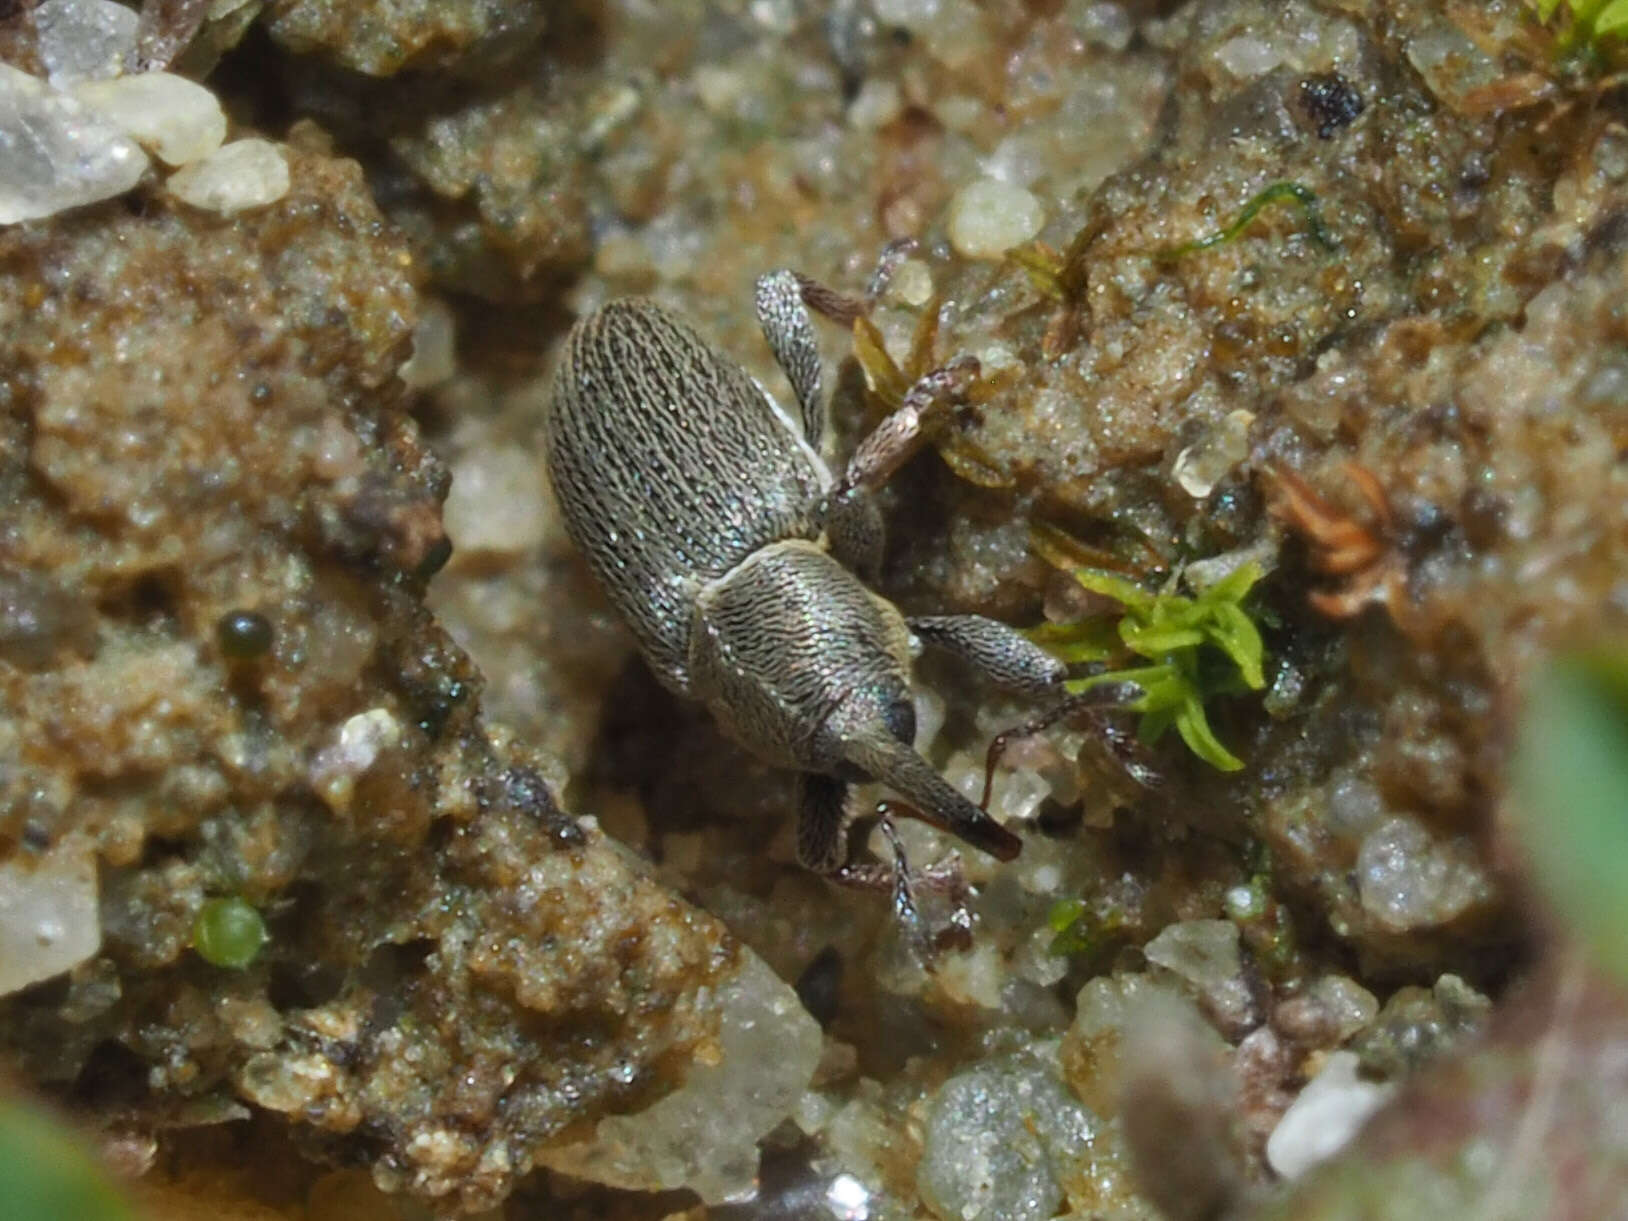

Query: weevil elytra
left=544, top=258, right=1125, bottom=891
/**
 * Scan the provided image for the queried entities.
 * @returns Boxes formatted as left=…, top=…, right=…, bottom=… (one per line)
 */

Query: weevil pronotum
left=544, top=250, right=1133, bottom=902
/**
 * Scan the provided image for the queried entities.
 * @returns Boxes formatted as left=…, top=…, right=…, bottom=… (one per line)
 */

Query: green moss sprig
left=1045, top=897, right=1130, bottom=959
left=1155, top=181, right=1337, bottom=263
left=1532, top=0, right=1628, bottom=55
left=1029, top=525, right=1267, bottom=771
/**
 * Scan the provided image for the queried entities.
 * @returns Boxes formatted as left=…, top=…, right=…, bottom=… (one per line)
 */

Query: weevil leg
left=797, top=778, right=973, bottom=958
left=755, top=269, right=827, bottom=443
left=904, top=617, right=1153, bottom=808
left=980, top=683, right=1157, bottom=809
left=797, top=774, right=967, bottom=895
left=755, top=239, right=921, bottom=445
left=835, top=354, right=981, bottom=496
left=817, top=351, right=981, bottom=581
left=874, top=803, right=974, bottom=954
left=793, top=238, right=920, bottom=326
left=796, top=771, right=855, bottom=876
left=863, top=238, right=919, bottom=303
left=908, top=614, right=1068, bottom=694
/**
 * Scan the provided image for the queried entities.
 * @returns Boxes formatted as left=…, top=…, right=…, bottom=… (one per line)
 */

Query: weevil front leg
left=797, top=772, right=970, bottom=894
left=755, top=270, right=828, bottom=443
left=797, top=774, right=972, bottom=956
left=808, top=357, right=981, bottom=581
left=755, top=245, right=968, bottom=492
left=754, top=239, right=918, bottom=446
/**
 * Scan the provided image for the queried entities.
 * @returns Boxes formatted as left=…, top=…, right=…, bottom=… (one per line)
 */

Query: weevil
left=544, top=259, right=1127, bottom=891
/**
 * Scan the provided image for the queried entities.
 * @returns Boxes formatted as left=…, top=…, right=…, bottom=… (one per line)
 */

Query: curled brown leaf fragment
left=1266, top=460, right=1408, bottom=620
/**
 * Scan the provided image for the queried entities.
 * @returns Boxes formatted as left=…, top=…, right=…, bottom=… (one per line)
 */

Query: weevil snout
left=836, top=712, right=1024, bottom=864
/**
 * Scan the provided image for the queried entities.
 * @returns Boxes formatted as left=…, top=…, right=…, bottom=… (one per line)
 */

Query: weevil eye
left=883, top=696, right=916, bottom=747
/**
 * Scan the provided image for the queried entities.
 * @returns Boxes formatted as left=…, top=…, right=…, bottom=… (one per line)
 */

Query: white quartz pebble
left=0, top=836, right=101, bottom=996
left=166, top=137, right=290, bottom=214
left=1266, top=1051, right=1397, bottom=1180
left=74, top=72, right=226, bottom=167
left=946, top=178, right=1044, bottom=260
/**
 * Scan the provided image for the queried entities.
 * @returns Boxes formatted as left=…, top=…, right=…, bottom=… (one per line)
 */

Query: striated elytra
left=543, top=267, right=1084, bottom=889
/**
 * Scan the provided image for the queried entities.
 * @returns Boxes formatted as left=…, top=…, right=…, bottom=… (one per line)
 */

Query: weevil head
left=818, top=674, right=916, bottom=783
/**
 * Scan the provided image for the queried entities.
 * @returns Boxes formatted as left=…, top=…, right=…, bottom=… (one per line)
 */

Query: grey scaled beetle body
left=544, top=266, right=1078, bottom=884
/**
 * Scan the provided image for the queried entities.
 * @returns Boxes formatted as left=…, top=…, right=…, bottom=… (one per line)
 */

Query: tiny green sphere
left=217, top=609, right=274, bottom=659
left=192, top=897, right=267, bottom=969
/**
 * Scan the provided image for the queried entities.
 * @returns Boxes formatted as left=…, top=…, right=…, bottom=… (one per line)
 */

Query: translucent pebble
left=921, top=0, right=982, bottom=68
left=1144, top=919, right=1259, bottom=1035
left=887, top=257, right=934, bottom=307
left=33, top=0, right=139, bottom=87
left=872, top=0, right=941, bottom=31
left=1071, top=1, right=1133, bottom=51
left=1404, top=20, right=1501, bottom=110
left=1357, top=816, right=1491, bottom=932
left=1065, top=975, right=1210, bottom=1112
left=824, top=1173, right=874, bottom=1221
left=1308, top=975, right=1380, bottom=1041
left=1275, top=974, right=1380, bottom=1046
left=693, top=64, right=747, bottom=117
left=73, top=72, right=226, bottom=167
left=1213, top=34, right=1284, bottom=78
left=985, top=761, right=1052, bottom=824
left=1183, top=538, right=1275, bottom=591
left=1266, top=1051, right=1396, bottom=1179
left=933, top=938, right=1005, bottom=1010
left=0, top=836, right=100, bottom=995
left=536, top=953, right=821, bottom=1203
left=399, top=296, right=457, bottom=389
left=1326, top=769, right=1386, bottom=838
left=0, top=61, right=148, bottom=224
left=1014, top=923, right=1068, bottom=987
left=946, top=178, right=1044, bottom=260
left=236, top=1050, right=336, bottom=1114
left=336, top=708, right=401, bottom=771
left=917, top=1050, right=1097, bottom=1221
left=748, top=0, right=799, bottom=33
left=846, top=77, right=902, bottom=130
left=1172, top=408, right=1255, bottom=499
left=444, top=443, right=556, bottom=555
left=309, top=708, right=401, bottom=811
left=986, top=131, right=1047, bottom=189
left=166, top=137, right=289, bottom=214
